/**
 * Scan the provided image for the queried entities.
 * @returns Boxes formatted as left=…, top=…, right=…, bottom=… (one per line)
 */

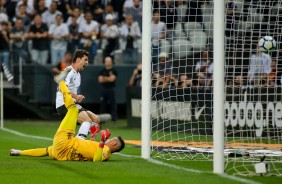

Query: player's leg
left=10, top=148, right=48, bottom=157
left=76, top=109, right=100, bottom=140
left=56, top=80, right=78, bottom=132
left=52, top=80, right=78, bottom=159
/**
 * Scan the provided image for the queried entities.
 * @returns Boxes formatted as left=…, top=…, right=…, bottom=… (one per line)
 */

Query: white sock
left=76, top=122, right=90, bottom=139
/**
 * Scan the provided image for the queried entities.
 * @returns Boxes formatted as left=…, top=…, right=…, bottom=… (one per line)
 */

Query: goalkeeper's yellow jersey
left=47, top=138, right=111, bottom=161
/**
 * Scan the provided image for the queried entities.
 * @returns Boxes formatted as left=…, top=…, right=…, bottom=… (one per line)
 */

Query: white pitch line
left=1, top=127, right=261, bottom=184
left=1, top=127, right=53, bottom=141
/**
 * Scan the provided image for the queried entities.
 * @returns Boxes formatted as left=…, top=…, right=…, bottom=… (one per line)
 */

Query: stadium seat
left=137, top=39, right=142, bottom=53
left=247, top=13, right=264, bottom=24
left=172, top=39, right=193, bottom=59
left=271, top=3, right=282, bottom=15
left=200, top=3, right=213, bottom=15
left=235, top=0, right=244, bottom=10
left=113, top=49, right=123, bottom=65
left=189, top=31, right=207, bottom=51
left=203, top=15, right=213, bottom=38
left=184, top=22, right=202, bottom=36
left=119, top=38, right=126, bottom=51
left=94, top=49, right=103, bottom=65
left=160, top=39, right=171, bottom=54
left=174, top=23, right=187, bottom=39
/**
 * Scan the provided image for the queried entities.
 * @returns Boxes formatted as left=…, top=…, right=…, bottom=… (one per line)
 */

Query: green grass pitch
left=0, top=119, right=280, bottom=184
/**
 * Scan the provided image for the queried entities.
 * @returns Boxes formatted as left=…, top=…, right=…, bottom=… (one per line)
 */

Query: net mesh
left=150, top=0, right=282, bottom=176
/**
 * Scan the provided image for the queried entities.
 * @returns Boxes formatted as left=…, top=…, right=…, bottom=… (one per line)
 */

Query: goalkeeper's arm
left=93, top=129, right=111, bottom=162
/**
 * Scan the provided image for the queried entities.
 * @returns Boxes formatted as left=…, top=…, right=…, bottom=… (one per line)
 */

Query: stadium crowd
left=0, top=0, right=281, bottom=90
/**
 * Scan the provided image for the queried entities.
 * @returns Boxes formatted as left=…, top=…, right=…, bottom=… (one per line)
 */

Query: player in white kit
left=55, top=49, right=100, bottom=140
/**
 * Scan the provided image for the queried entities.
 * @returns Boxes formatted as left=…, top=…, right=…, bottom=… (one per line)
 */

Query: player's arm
left=93, top=129, right=111, bottom=162
left=103, top=74, right=116, bottom=82
left=98, top=74, right=116, bottom=83
left=104, top=70, right=117, bottom=82
left=70, top=92, right=85, bottom=103
left=63, top=69, right=85, bottom=103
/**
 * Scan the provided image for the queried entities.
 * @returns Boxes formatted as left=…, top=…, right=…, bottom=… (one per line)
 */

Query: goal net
left=148, top=0, right=282, bottom=176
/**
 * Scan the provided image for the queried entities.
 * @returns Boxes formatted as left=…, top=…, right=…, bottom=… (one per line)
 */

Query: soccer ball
left=258, top=36, right=277, bottom=53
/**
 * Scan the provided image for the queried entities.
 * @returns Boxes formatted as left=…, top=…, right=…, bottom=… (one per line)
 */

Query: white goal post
left=141, top=0, right=282, bottom=176
left=141, top=0, right=226, bottom=173
left=213, top=0, right=225, bottom=174
left=141, top=0, right=152, bottom=159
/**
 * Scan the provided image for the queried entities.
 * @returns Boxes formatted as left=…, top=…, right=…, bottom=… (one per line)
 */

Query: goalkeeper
left=10, top=70, right=125, bottom=161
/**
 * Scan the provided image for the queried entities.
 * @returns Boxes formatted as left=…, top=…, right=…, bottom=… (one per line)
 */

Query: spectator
left=84, top=0, right=104, bottom=24
left=151, top=11, right=167, bottom=64
left=123, top=0, right=133, bottom=14
left=178, top=74, right=192, bottom=88
left=100, top=14, right=119, bottom=59
left=0, top=0, right=7, bottom=13
left=129, top=63, right=142, bottom=87
left=0, top=21, right=13, bottom=82
left=195, top=51, right=213, bottom=78
left=234, top=75, right=244, bottom=87
left=268, top=60, right=279, bottom=86
left=10, top=18, right=28, bottom=63
left=176, top=0, right=187, bottom=22
left=34, top=0, right=47, bottom=16
left=42, top=1, right=62, bottom=27
left=160, top=0, right=177, bottom=37
left=49, top=14, right=69, bottom=65
left=196, top=72, right=212, bottom=92
left=193, top=51, right=213, bottom=91
left=120, top=15, right=141, bottom=64
left=29, top=15, right=49, bottom=65
left=68, top=16, right=80, bottom=53
left=247, top=46, right=272, bottom=86
left=14, top=4, right=30, bottom=29
left=153, top=52, right=173, bottom=88
left=6, top=0, right=17, bottom=19
left=184, top=0, right=205, bottom=30
left=66, top=7, right=84, bottom=26
left=101, top=0, right=124, bottom=22
left=16, top=0, right=34, bottom=17
left=55, top=0, right=70, bottom=21
left=78, top=11, right=99, bottom=63
left=0, top=10, right=8, bottom=30
left=52, top=52, right=72, bottom=74
left=103, top=3, right=119, bottom=24
left=124, top=0, right=142, bottom=29
left=67, top=0, right=87, bottom=11
left=225, top=1, right=239, bottom=37
left=98, top=57, right=118, bottom=122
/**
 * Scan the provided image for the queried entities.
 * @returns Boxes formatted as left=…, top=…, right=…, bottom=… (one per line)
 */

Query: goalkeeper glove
left=89, top=122, right=100, bottom=141
left=99, top=129, right=111, bottom=148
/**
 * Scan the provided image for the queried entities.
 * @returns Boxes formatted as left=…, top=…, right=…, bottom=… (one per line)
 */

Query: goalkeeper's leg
left=10, top=148, right=48, bottom=157
left=52, top=80, right=78, bottom=157
left=56, top=80, right=78, bottom=133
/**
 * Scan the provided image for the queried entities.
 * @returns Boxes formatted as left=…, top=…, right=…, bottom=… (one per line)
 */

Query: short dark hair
left=116, top=136, right=125, bottom=152
left=72, top=49, right=89, bottom=63
left=1, top=22, right=8, bottom=26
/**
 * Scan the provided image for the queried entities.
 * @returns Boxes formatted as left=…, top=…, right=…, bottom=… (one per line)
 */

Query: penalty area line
left=1, top=127, right=261, bottom=184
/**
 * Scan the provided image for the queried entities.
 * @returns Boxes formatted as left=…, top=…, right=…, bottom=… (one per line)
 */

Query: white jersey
left=56, top=66, right=81, bottom=108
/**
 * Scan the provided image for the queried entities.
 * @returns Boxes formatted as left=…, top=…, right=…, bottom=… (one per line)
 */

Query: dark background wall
left=9, top=64, right=136, bottom=118
left=18, top=64, right=135, bottom=104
